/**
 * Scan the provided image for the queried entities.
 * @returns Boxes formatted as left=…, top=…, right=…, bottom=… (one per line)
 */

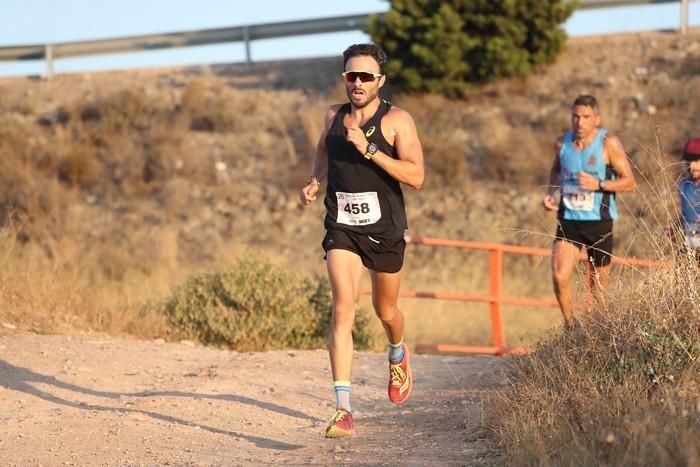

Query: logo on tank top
left=587, top=154, right=597, bottom=167
left=365, top=126, right=376, bottom=137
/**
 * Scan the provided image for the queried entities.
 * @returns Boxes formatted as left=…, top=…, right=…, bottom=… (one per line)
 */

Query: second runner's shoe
left=388, top=343, right=413, bottom=404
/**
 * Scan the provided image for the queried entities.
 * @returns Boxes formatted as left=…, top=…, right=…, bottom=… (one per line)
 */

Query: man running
left=543, top=95, right=637, bottom=329
left=299, top=43, right=424, bottom=438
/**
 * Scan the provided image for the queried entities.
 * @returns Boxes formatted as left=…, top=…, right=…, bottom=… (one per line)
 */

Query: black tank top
left=323, top=100, right=407, bottom=238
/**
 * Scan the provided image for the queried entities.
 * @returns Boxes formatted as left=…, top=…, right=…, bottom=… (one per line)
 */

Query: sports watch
left=364, top=142, right=378, bottom=160
left=598, top=179, right=606, bottom=191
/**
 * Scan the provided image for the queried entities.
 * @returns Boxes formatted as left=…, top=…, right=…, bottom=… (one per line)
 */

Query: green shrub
left=162, top=253, right=379, bottom=351
left=368, top=0, right=576, bottom=96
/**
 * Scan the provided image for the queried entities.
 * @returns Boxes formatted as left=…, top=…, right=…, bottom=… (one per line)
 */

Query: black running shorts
left=322, top=230, right=406, bottom=273
left=555, top=219, right=614, bottom=267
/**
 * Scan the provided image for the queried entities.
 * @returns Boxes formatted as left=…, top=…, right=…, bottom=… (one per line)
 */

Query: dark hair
left=342, top=43, right=387, bottom=75
left=572, top=95, right=600, bottom=113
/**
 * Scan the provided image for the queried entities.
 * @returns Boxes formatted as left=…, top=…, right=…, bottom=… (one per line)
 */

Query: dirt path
left=0, top=333, right=505, bottom=466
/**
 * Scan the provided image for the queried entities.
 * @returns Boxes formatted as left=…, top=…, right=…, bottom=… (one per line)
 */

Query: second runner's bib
left=562, top=185, right=594, bottom=211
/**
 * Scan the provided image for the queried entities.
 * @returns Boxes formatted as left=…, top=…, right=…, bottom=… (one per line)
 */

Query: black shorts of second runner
left=322, top=229, right=406, bottom=273
left=555, top=219, right=614, bottom=267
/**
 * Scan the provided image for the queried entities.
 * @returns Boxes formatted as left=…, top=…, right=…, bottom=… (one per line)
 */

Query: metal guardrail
left=0, top=0, right=694, bottom=79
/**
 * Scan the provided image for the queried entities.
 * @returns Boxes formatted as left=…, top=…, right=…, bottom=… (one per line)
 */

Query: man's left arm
left=579, top=135, right=637, bottom=192
left=347, top=109, right=424, bottom=190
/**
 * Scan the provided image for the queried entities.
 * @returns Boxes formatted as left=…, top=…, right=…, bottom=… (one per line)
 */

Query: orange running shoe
left=324, top=408, right=355, bottom=438
left=388, top=343, right=413, bottom=404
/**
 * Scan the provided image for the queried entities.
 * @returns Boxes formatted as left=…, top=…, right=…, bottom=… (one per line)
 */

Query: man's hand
left=578, top=171, right=601, bottom=191
left=346, top=126, right=368, bottom=154
left=299, top=180, right=320, bottom=206
left=543, top=194, right=558, bottom=211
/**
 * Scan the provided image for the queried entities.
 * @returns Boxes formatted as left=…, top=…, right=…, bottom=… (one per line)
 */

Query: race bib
left=562, top=185, right=594, bottom=211
left=336, top=191, right=381, bottom=226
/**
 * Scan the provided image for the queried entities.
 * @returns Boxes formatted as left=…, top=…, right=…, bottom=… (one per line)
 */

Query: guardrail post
left=489, top=248, right=506, bottom=353
left=680, top=0, right=689, bottom=34
left=44, top=45, right=54, bottom=80
left=243, top=26, right=251, bottom=65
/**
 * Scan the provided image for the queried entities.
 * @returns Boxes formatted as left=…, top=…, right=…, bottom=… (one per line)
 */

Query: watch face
left=367, top=143, right=378, bottom=154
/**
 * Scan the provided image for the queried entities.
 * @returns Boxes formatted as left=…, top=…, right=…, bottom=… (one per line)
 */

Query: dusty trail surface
left=0, top=334, right=504, bottom=466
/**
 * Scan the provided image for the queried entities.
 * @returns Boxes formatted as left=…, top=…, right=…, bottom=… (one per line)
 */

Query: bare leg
left=370, top=266, right=413, bottom=405
left=552, top=240, right=580, bottom=327
left=326, top=249, right=364, bottom=382
left=368, top=268, right=404, bottom=344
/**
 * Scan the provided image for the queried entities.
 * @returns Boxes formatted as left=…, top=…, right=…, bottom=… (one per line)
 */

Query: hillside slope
left=0, top=29, right=698, bottom=344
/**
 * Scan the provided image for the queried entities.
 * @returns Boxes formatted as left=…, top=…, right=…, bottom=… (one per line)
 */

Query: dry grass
left=0, top=220, right=168, bottom=338
left=489, top=158, right=700, bottom=465
left=490, top=260, right=700, bottom=466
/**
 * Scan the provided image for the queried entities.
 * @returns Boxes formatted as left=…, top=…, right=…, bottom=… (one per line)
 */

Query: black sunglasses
left=341, top=71, right=384, bottom=83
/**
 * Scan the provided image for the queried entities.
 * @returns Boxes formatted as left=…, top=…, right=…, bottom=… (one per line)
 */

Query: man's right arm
left=300, top=106, right=338, bottom=205
left=543, top=138, right=563, bottom=211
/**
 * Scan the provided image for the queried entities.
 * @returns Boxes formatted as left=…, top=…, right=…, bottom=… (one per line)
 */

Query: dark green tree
left=368, top=0, right=578, bottom=96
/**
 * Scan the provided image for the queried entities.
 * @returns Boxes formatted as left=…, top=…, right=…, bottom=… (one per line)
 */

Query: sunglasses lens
left=361, top=73, right=377, bottom=82
left=343, top=72, right=378, bottom=83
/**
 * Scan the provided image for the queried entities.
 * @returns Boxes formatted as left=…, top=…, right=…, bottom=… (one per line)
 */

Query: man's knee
left=552, top=269, right=571, bottom=289
left=332, top=301, right=356, bottom=327
left=372, top=302, right=399, bottom=323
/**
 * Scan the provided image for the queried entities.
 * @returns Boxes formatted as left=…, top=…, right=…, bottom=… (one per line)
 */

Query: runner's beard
left=347, top=87, right=378, bottom=109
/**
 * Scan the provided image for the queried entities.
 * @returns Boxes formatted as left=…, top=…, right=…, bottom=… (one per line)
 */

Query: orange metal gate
left=360, top=235, right=668, bottom=356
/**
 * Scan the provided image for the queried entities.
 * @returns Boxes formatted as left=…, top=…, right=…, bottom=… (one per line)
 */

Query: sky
left=0, top=0, right=698, bottom=77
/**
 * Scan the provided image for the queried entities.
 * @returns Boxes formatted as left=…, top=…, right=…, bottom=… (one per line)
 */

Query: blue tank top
left=558, top=128, right=617, bottom=221
left=679, top=178, right=700, bottom=232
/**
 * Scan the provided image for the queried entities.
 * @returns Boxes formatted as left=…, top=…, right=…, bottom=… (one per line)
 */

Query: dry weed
left=490, top=153, right=700, bottom=465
